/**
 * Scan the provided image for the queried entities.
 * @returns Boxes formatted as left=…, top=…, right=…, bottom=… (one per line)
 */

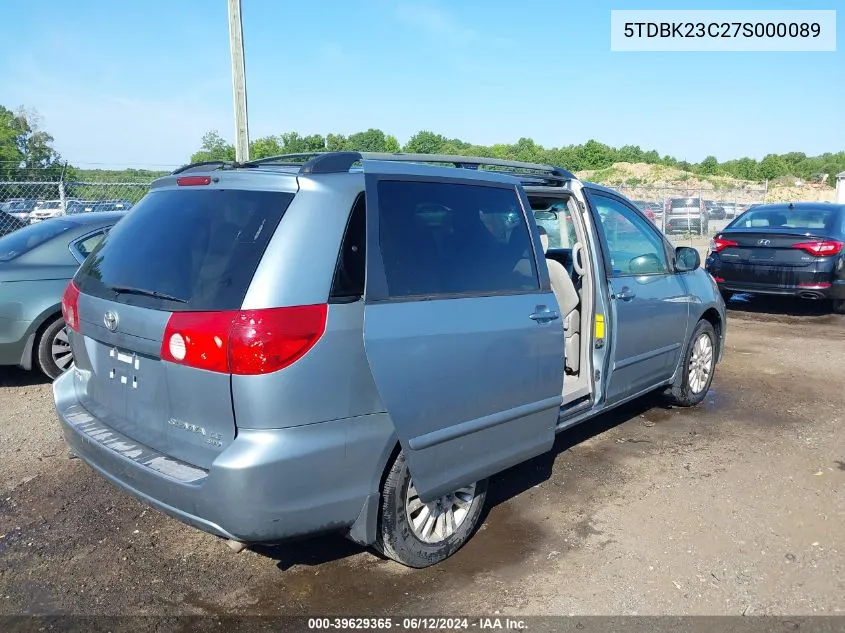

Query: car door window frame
left=69, top=227, right=111, bottom=264
left=584, top=189, right=674, bottom=279
left=364, top=173, right=548, bottom=304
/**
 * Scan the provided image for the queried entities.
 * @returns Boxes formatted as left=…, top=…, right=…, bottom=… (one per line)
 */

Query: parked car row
left=0, top=198, right=134, bottom=225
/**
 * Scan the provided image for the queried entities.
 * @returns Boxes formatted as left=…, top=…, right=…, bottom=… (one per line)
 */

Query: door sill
left=556, top=396, right=592, bottom=427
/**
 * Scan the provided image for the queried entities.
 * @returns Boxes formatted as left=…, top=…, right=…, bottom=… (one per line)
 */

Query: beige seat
left=538, top=229, right=581, bottom=374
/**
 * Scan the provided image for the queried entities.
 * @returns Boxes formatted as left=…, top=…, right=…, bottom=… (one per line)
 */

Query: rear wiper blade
left=108, top=285, right=187, bottom=303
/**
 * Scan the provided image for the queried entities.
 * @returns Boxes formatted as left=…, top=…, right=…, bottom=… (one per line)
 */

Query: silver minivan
left=54, top=152, right=726, bottom=568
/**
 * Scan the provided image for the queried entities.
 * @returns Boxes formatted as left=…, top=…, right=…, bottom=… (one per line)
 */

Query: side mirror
left=675, top=246, right=700, bottom=272
left=629, top=252, right=663, bottom=274
left=534, top=210, right=558, bottom=221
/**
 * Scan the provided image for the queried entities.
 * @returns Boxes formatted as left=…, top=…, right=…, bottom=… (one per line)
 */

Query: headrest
left=537, top=225, right=549, bottom=253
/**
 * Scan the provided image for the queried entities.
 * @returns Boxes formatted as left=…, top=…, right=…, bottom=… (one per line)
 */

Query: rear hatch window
left=75, top=188, right=294, bottom=310
left=0, top=219, right=75, bottom=261
left=670, top=198, right=701, bottom=213
left=729, top=207, right=837, bottom=232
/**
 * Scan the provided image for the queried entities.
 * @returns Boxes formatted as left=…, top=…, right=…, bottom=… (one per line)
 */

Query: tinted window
left=0, top=219, right=75, bottom=261
left=590, top=194, right=669, bottom=276
left=75, top=189, right=293, bottom=311
left=728, top=207, right=838, bottom=231
left=670, top=198, right=701, bottom=209
left=330, top=194, right=366, bottom=301
left=533, top=201, right=577, bottom=249
left=376, top=180, right=539, bottom=298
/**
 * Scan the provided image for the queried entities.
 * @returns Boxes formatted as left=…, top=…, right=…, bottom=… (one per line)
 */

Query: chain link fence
left=0, top=170, right=154, bottom=237
left=610, top=183, right=770, bottom=254
left=1, top=166, right=768, bottom=260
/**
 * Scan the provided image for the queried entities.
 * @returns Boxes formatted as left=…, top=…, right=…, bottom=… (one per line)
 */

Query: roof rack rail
left=171, top=160, right=237, bottom=175
left=178, top=152, right=577, bottom=184
left=360, top=152, right=575, bottom=181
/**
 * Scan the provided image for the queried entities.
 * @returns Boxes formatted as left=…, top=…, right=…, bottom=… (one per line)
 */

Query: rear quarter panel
left=0, top=277, right=72, bottom=365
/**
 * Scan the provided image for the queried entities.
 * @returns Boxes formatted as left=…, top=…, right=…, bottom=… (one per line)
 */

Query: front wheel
left=666, top=319, right=717, bottom=407
left=376, top=452, right=487, bottom=568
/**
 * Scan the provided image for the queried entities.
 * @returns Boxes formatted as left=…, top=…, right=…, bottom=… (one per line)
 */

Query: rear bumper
left=706, top=257, right=844, bottom=300
left=666, top=217, right=705, bottom=232
left=54, top=370, right=395, bottom=543
left=715, top=279, right=845, bottom=299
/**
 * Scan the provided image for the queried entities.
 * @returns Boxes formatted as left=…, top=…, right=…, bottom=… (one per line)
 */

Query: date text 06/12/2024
left=307, top=617, right=528, bottom=630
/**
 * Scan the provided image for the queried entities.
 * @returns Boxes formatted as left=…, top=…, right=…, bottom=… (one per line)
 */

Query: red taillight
left=176, top=176, right=212, bottom=186
left=712, top=276, right=726, bottom=283
left=160, top=304, right=328, bottom=375
left=61, top=281, right=81, bottom=332
left=790, top=240, right=844, bottom=257
left=798, top=282, right=832, bottom=289
left=710, top=236, right=738, bottom=253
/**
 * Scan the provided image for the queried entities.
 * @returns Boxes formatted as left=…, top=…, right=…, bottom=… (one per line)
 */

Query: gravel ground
left=0, top=296, right=843, bottom=617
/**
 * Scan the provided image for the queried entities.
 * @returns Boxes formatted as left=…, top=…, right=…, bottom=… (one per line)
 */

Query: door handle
left=530, top=310, right=560, bottom=323
left=613, top=287, right=636, bottom=301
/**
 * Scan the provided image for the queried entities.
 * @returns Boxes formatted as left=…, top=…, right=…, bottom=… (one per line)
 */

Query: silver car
left=0, top=213, right=125, bottom=378
left=53, top=153, right=726, bottom=568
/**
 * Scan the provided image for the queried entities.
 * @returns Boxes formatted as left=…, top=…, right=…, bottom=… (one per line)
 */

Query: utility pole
left=228, top=0, right=250, bottom=162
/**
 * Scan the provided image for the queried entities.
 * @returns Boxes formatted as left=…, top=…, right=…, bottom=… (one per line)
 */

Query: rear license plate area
left=109, top=347, right=140, bottom=389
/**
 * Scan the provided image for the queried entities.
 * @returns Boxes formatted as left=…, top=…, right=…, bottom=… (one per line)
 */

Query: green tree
left=250, top=135, right=283, bottom=159
left=326, top=133, right=348, bottom=151
left=190, top=130, right=235, bottom=163
left=403, top=130, right=448, bottom=154
left=697, top=155, right=719, bottom=175
left=578, top=139, right=615, bottom=169
left=0, top=106, right=25, bottom=178
left=757, top=154, right=788, bottom=180
left=346, top=128, right=393, bottom=152
left=721, top=157, right=758, bottom=180
left=617, top=144, right=645, bottom=163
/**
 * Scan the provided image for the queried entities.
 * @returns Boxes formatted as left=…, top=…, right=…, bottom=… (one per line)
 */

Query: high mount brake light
left=176, top=176, right=212, bottom=186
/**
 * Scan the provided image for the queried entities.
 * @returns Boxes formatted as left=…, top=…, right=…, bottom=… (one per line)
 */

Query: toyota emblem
left=104, top=311, right=119, bottom=332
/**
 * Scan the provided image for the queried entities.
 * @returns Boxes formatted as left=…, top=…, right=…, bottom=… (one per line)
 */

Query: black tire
left=665, top=319, right=717, bottom=407
left=36, top=316, right=73, bottom=380
left=833, top=299, right=845, bottom=315
left=376, top=452, right=487, bottom=568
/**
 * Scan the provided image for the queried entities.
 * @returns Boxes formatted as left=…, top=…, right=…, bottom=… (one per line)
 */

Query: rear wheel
left=376, top=452, right=487, bottom=568
left=666, top=319, right=717, bottom=407
left=833, top=299, right=845, bottom=315
left=36, top=316, right=73, bottom=380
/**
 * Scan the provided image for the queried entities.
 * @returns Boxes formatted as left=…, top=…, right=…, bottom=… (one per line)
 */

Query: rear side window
left=376, top=180, right=539, bottom=299
left=75, top=189, right=293, bottom=311
left=330, top=194, right=366, bottom=301
left=0, top=219, right=75, bottom=261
